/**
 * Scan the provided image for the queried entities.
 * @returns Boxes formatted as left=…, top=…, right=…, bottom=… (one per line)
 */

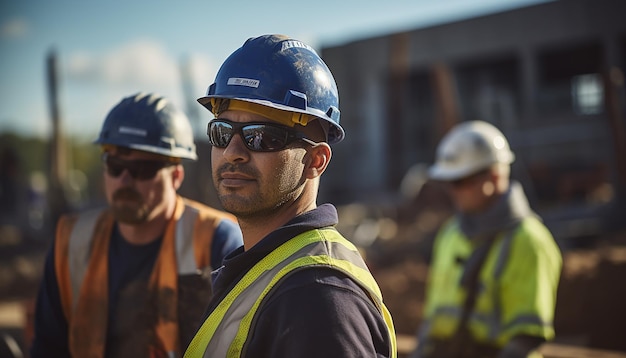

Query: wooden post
left=431, top=62, right=460, bottom=140
left=603, top=66, right=626, bottom=198
left=46, top=48, right=68, bottom=226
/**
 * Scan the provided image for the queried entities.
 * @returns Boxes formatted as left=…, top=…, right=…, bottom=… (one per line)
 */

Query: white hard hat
left=429, top=120, right=515, bottom=181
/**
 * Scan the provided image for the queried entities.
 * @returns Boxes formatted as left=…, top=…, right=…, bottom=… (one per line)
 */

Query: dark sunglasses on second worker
left=102, top=153, right=174, bottom=180
left=448, top=169, right=491, bottom=188
left=207, top=119, right=318, bottom=152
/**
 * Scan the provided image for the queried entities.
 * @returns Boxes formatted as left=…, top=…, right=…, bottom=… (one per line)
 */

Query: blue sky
left=0, top=0, right=550, bottom=140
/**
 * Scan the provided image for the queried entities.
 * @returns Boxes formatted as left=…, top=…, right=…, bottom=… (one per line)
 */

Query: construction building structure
left=317, top=0, right=626, bottom=355
left=319, top=0, right=626, bottom=245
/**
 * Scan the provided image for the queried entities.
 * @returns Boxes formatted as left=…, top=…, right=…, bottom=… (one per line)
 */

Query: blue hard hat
left=198, top=34, right=345, bottom=144
left=95, top=93, right=197, bottom=160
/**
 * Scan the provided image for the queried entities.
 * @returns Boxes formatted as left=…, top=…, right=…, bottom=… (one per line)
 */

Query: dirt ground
left=1, top=219, right=626, bottom=356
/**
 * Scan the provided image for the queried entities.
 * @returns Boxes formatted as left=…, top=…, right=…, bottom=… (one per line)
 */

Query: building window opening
left=537, top=42, right=603, bottom=115
left=571, top=73, right=604, bottom=115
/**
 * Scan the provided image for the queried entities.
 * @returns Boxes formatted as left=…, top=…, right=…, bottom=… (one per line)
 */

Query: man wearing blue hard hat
left=184, top=34, right=397, bottom=358
left=31, top=93, right=243, bottom=358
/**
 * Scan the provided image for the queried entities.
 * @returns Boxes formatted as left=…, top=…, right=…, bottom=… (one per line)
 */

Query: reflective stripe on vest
left=67, top=204, right=202, bottom=314
left=184, top=228, right=397, bottom=358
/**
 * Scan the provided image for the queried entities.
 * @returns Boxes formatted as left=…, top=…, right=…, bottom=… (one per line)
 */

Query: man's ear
left=305, top=143, right=331, bottom=179
left=172, top=164, right=185, bottom=190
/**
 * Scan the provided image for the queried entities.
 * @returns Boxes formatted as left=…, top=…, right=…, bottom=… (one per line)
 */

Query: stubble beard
left=217, top=189, right=276, bottom=220
left=110, top=188, right=149, bottom=224
left=217, top=179, right=304, bottom=222
left=214, top=161, right=303, bottom=220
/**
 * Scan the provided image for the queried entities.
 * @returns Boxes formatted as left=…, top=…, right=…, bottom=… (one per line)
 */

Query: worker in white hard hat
left=412, top=120, right=562, bottom=358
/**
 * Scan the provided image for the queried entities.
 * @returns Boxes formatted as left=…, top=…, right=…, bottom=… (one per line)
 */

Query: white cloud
left=66, top=39, right=180, bottom=87
left=183, top=53, right=217, bottom=98
left=58, top=38, right=223, bottom=138
left=0, top=18, right=29, bottom=39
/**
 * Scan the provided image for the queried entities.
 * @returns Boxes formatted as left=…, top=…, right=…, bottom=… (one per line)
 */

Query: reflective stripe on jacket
left=54, top=196, right=234, bottom=358
left=184, top=227, right=397, bottom=358
left=420, top=217, right=562, bottom=348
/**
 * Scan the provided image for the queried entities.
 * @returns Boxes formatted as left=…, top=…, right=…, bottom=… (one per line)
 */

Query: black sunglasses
left=207, top=119, right=317, bottom=152
left=449, top=169, right=491, bottom=188
left=102, top=153, right=173, bottom=181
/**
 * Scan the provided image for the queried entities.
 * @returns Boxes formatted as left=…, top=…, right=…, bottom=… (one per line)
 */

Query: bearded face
left=110, top=186, right=149, bottom=224
left=102, top=148, right=179, bottom=226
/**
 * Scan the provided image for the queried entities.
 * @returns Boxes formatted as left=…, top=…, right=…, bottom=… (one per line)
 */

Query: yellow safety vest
left=184, top=228, right=397, bottom=358
left=421, top=217, right=562, bottom=348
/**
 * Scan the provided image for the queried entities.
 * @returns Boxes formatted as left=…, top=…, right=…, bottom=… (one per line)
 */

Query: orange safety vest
left=54, top=196, right=237, bottom=358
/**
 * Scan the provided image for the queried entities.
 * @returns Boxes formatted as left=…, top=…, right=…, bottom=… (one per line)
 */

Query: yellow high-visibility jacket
left=419, top=217, right=562, bottom=352
left=185, top=228, right=397, bottom=358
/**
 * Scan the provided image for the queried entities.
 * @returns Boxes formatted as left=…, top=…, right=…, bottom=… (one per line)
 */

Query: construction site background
left=2, top=1, right=626, bottom=357
left=1, top=138, right=626, bottom=358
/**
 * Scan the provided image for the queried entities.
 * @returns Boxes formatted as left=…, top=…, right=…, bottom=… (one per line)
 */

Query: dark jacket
left=202, top=204, right=393, bottom=357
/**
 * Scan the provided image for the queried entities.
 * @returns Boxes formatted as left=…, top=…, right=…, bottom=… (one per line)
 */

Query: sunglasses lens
left=132, top=162, right=166, bottom=180
left=104, top=155, right=167, bottom=180
left=241, top=124, right=289, bottom=151
left=449, top=170, right=489, bottom=188
left=208, top=121, right=234, bottom=148
left=208, top=120, right=294, bottom=152
left=105, top=160, right=126, bottom=177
